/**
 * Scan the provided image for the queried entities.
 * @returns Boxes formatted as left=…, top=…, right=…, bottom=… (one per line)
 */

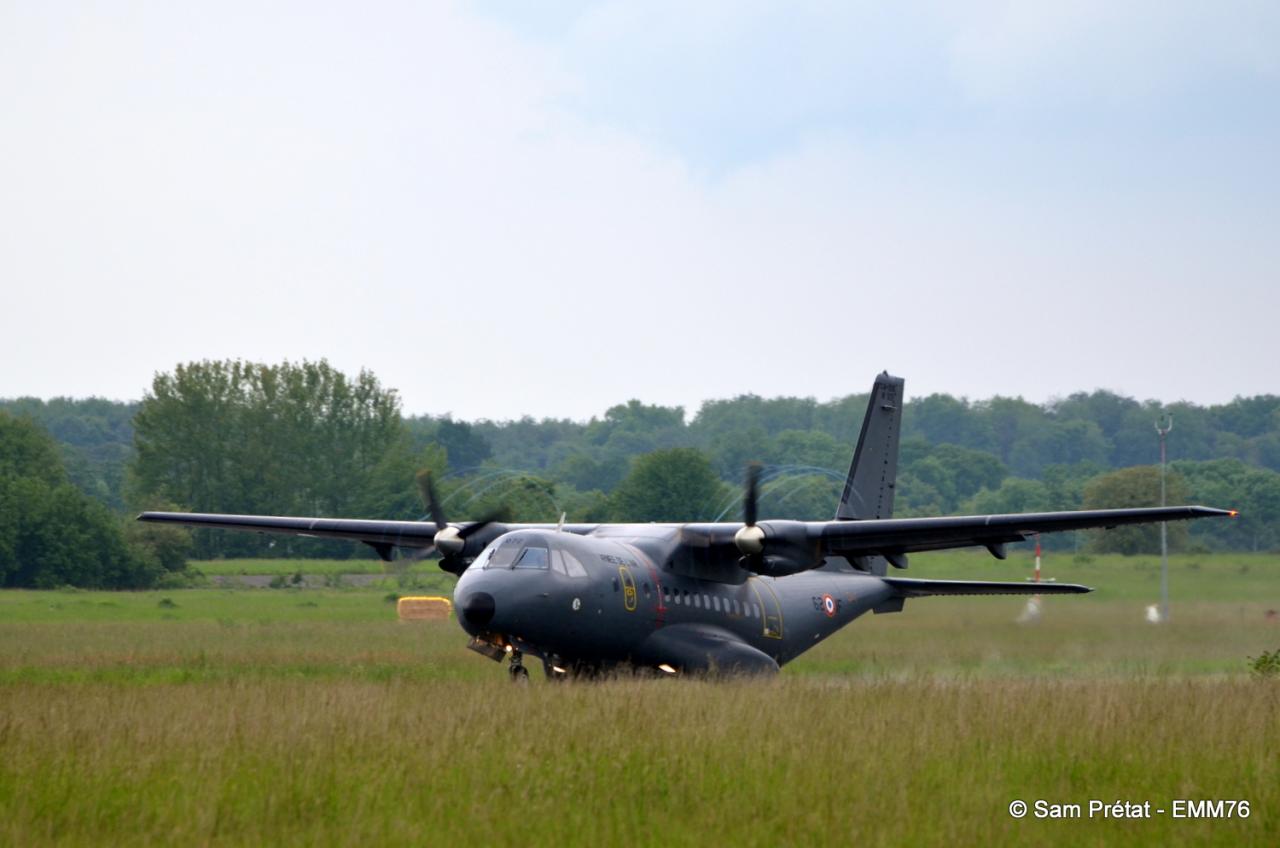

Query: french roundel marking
left=821, top=594, right=836, bottom=618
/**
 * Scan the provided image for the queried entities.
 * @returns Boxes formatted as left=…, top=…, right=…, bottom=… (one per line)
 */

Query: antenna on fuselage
left=557, top=512, right=566, bottom=532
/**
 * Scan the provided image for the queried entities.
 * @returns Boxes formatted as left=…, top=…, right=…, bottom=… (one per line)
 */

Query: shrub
left=1248, top=648, right=1280, bottom=678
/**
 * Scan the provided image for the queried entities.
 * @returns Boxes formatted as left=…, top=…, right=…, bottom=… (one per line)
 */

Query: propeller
left=732, top=463, right=815, bottom=577
left=734, top=463, right=766, bottom=566
left=415, top=470, right=510, bottom=574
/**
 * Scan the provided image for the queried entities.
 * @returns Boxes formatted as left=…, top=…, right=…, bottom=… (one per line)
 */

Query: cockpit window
left=513, top=546, right=550, bottom=570
left=485, top=538, right=524, bottom=569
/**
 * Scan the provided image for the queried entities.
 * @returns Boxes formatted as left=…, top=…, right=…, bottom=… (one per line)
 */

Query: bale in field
left=397, top=596, right=452, bottom=621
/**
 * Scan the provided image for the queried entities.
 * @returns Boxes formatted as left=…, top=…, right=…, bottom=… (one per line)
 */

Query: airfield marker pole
left=1017, top=535, right=1045, bottom=624
left=1156, top=414, right=1174, bottom=623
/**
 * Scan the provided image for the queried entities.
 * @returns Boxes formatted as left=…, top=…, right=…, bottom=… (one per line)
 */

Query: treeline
left=452, top=390, right=1280, bottom=487
left=2, top=360, right=1279, bottom=585
left=0, top=397, right=137, bottom=510
left=0, top=412, right=189, bottom=588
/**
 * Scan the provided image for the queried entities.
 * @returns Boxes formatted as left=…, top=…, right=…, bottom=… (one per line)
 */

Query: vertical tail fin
left=834, top=373, right=904, bottom=576
left=837, top=372, right=904, bottom=521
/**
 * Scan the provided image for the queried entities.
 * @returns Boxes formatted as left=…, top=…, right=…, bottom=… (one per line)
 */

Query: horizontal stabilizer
left=883, top=577, right=1091, bottom=597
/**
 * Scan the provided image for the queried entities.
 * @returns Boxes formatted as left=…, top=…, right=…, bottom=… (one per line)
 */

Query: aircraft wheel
left=542, top=656, right=570, bottom=682
left=508, top=663, right=529, bottom=683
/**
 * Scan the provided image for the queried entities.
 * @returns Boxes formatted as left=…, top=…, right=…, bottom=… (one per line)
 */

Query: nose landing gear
left=507, top=649, right=529, bottom=683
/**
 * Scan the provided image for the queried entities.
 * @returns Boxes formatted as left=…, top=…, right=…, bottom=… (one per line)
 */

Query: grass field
left=195, top=557, right=419, bottom=577
left=191, top=549, right=1273, bottom=600
left=2, top=552, right=1277, bottom=845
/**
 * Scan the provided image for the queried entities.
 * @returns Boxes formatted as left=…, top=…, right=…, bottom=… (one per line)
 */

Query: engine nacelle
left=740, top=555, right=814, bottom=578
left=736, top=520, right=823, bottom=577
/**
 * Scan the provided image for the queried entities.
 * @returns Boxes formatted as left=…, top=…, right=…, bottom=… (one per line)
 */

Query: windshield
left=484, top=537, right=525, bottom=569
left=478, top=535, right=587, bottom=577
left=513, top=546, right=549, bottom=569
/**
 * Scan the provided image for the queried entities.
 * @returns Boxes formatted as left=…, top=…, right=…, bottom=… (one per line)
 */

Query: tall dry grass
left=1, top=677, right=1275, bottom=846
left=2, top=580, right=1278, bottom=846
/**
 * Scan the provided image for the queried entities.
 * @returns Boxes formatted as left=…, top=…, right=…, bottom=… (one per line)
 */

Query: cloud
left=949, top=1, right=1280, bottom=106
left=0, top=1, right=1277, bottom=419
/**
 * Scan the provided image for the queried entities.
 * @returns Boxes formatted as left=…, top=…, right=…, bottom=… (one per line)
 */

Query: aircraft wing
left=135, top=511, right=601, bottom=562
left=140, top=504, right=1232, bottom=574
left=815, top=505, right=1234, bottom=558
left=676, top=504, right=1233, bottom=580
left=137, top=511, right=443, bottom=550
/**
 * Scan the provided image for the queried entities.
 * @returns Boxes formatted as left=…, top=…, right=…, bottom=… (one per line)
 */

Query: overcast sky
left=2, top=1, right=1277, bottom=421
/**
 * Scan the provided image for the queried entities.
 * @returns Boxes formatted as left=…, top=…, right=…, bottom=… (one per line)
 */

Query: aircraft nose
left=460, top=592, right=496, bottom=628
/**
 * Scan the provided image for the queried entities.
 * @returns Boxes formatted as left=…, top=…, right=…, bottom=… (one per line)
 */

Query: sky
left=2, top=1, right=1277, bottom=421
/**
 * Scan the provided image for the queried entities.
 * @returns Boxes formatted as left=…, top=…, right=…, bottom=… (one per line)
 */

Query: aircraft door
left=749, top=578, right=784, bottom=639
left=618, top=566, right=638, bottom=613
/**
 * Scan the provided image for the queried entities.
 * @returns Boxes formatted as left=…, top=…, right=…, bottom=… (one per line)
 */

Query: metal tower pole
left=1156, top=414, right=1174, bottom=622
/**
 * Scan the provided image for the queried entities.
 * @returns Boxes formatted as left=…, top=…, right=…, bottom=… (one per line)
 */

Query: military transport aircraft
left=139, top=373, right=1234, bottom=680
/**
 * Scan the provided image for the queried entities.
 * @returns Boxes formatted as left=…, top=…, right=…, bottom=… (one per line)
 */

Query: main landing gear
left=508, top=649, right=529, bottom=683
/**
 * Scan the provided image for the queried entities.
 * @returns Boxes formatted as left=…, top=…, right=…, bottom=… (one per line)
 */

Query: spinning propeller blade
left=735, top=463, right=766, bottom=567
left=416, top=470, right=511, bottom=575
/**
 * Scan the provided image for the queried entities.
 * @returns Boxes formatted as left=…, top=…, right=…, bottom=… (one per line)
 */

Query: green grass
left=1, top=677, right=1275, bottom=846
left=2, top=554, right=1278, bottom=846
left=903, top=549, right=1280, bottom=602
left=188, top=550, right=1278, bottom=604
left=194, top=557, right=440, bottom=577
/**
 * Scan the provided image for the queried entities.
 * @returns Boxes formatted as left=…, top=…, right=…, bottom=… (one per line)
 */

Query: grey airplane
left=139, top=373, right=1234, bottom=679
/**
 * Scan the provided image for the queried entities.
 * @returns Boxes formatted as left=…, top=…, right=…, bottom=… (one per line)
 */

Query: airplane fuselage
left=454, top=527, right=895, bottom=675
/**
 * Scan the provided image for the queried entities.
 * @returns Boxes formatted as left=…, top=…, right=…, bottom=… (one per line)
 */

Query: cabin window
left=702, top=594, right=710, bottom=609
left=550, top=549, right=588, bottom=578
left=561, top=550, right=589, bottom=578
left=712, top=597, right=721, bottom=612
left=693, top=594, right=701, bottom=608
left=513, top=546, right=550, bottom=570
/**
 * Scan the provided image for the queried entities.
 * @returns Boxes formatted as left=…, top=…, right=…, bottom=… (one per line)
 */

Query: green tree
left=405, top=416, right=491, bottom=471
left=897, top=456, right=957, bottom=516
left=461, top=473, right=561, bottom=523
left=750, top=472, right=842, bottom=521
left=1082, top=466, right=1190, bottom=554
left=610, top=448, right=728, bottom=522
left=0, top=413, right=172, bottom=588
left=122, top=512, right=194, bottom=576
left=1173, top=459, right=1280, bottom=552
left=131, top=360, right=412, bottom=557
left=966, top=478, right=1052, bottom=515
left=906, top=393, right=996, bottom=453
left=767, top=430, right=846, bottom=472
left=0, top=410, right=67, bottom=485
left=552, top=451, right=629, bottom=493
left=0, top=397, right=138, bottom=509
